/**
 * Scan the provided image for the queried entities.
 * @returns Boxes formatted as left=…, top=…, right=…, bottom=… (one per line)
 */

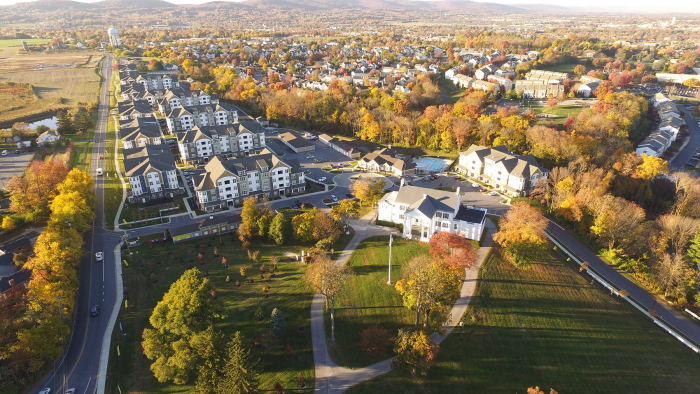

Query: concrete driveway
left=0, top=151, right=32, bottom=188
left=414, top=174, right=511, bottom=215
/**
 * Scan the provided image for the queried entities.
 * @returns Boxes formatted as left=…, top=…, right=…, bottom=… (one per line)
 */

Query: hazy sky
left=0, top=0, right=697, bottom=12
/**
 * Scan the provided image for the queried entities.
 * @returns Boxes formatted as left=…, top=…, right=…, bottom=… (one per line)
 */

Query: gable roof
left=279, top=131, right=313, bottom=149
left=461, top=145, right=547, bottom=178
left=118, top=99, right=152, bottom=117
left=0, top=269, right=32, bottom=293
left=361, top=148, right=415, bottom=171
left=394, top=185, right=459, bottom=217
left=123, top=145, right=176, bottom=176
left=119, top=117, right=162, bottom=141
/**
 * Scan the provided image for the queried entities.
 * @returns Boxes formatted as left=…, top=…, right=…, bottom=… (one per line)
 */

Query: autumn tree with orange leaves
left=493, top=202, right=548, bottom=268
left=429, top=232, right=477, bottom=268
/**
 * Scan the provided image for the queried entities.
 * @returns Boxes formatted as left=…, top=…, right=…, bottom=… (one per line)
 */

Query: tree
left=13, top=252, right=28, bottom=268
left=56, top=110, right=75, bottom=135
left=269, top=212, right=290, bottom=245
left=330, top=198, right=359, bottom=228
left=573, top=64, right=586, bottom=76
left=270, top=308, right=286, bottom=337
left=78, top=112, right=92, bottom=134
left=292, top=210, right=317, bottom=242
left=2, top=216, right=17, bottom=231
left=546, top=98, right=558, bottom=108
left=492, top=202, right=549, bottom=268
left=312, top=210, right=340, bottom=242
left=351, top=178, right=385, bottom=206
left=429, top=232, right=477, bottom=268
left=655, top=253, right=690, bottom=297
left=590, top=195, right=645, bottom=251
left=257, top=215, right=272, bottom=238
left=391, top=328, right=438, bottom=377
left=6, top=161, right=69, bottom=221
left=395, top=255, right=461, bottom=328
left=192, top=327, right=228, bottom=394
left=142, top=269, right=220, bottom=384
left=656, top=214, right=700, bottom=256
left=360, top=325, right=392, bottom=357
left=636, top=154, right=669, bottom=180
left=217, top=332, right=261, bottom=394
left=304, top=253, right=351, bottom=342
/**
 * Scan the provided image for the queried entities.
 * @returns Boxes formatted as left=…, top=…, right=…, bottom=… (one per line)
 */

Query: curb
left=96, top=243, right=124, bottom=394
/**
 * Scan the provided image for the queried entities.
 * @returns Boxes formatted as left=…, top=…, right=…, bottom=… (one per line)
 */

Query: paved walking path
left=311, top=212, right=496, bottom=393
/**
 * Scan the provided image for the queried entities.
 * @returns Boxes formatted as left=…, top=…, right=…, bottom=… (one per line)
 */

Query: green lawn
left=529, top=104, right=586, bottom=125
left=105, top=62, right=123, bottom=229
left=0, top=38, right=51, bottom=49
left=105, top=233, right=326, bottom=394
left=346, top=252, right=700, bottom=394
left=325, top=236, right=436, bottom=368
left=540, top=63, right=579, bottom=74
left=438, top=77, right=465, bottom=105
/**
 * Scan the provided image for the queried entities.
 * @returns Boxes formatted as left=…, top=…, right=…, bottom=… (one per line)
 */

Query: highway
left=32, top=53, right=124, bottom=394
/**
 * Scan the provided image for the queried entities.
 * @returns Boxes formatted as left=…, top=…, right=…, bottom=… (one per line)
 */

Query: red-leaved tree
left=429, top=232, right=477, bottom=268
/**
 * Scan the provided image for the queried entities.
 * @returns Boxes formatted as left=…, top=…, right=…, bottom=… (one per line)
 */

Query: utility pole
left=387, top=233, right=393, bottom=285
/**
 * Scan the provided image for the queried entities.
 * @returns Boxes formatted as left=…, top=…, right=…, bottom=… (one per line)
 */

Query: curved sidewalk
left=312, top=213, right=496, bottom=393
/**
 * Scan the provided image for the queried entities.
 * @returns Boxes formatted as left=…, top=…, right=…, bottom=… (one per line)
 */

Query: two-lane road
left=33, top=53, right=124, bottom=394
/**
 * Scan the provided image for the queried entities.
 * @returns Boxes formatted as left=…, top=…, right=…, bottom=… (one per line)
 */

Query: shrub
left=240, top=267, right=247, bottom=277
left=360, top=325, right=392, bottom=357
left=270, top=308, right=286, bottom=337
left=255, top=307, right=264, bottom=321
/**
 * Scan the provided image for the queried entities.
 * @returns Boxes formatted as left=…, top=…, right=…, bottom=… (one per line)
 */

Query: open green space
left=540, top=63, right=579, bottom=74
left=105, top=63, right=125, bottom=230
left=106, top=232, right=325, bottom=394
left=0, top=38, right=51, bottom=49
left=527, top=104, right=586, bottom=125
left=347, top=251, right=700, bottom=394
left=326, top=236, right=436, bottom=368
left=437, top=77, right=465, bottom=105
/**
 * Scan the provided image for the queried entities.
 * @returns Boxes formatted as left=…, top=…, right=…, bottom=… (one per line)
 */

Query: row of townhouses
left=635, top=93, right=685, bottom=157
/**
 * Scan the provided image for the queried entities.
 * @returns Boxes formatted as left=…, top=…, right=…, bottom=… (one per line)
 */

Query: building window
left=442, top=213, right=449, bottom=219
left=442, top=222, right=449, bottom=228
left=454, top=224, right=458, bottom=229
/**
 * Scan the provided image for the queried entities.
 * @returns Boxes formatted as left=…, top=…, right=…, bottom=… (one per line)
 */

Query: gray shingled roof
left=119, top=118, right=162, bottom=142
left=395, top=185, right=459, bottom=217
left=123, top=145, right=176, bottom=176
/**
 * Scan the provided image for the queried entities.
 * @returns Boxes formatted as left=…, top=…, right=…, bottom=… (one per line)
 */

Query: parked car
left=90, top=305, right=100, bottom=317
left=488, top=191, right=499, bottom=196
left=479, top=188, right=487, bottom=193
left=330, top=195, right=338, bottom=202
left=1, top=150, right=6, bottom=156
left=318, top=177, right=327, bottom=182
left=65, top=388, right=76, bottom=394
left=471, top=183, right=480, bottom=187
left=14, top=150, right=20, bottom=154
left=39, top=389, right=51, bottom=394
left=346, top=193, right=355, bottom=199
left=95, top=252, right=103, bottom=261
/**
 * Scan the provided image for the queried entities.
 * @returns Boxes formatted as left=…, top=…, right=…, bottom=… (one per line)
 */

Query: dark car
left=90, top=305, right=100, bottom=317
left=346, top=193, right=354, bottom=199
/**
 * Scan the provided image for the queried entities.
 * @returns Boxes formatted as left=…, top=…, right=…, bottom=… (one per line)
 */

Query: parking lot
left=0, top=152, right=33, bottom=189
left=413, top=174, right=513, bottom=215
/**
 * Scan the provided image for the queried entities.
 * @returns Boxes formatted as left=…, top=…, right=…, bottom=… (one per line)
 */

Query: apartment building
left=118, top=99, right=154, bottom=120
left=191, top=149, right=305, bottom=211
left=165, top=103, right=239, bottom=133
left=119, top=117, right=163, bottom=149
left=456, top=145, right=548, bottom=197
left=356, top=147, right=416, bottom=176
left=176, top=123, right=266, bottom=164
left=123, top=145, right=183, bottom=203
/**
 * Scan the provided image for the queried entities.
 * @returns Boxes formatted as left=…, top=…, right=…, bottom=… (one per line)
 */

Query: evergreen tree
left=56, top=110, right=75, bottom=134
left=217, top=332, right=261, bottom=394
left=78, top=112, right=92, bottom=134
left=270, top=308, right=285, bottom=337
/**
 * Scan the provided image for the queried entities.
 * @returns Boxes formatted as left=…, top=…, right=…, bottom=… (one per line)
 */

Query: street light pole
left=387, top=233, right=393, bottom=285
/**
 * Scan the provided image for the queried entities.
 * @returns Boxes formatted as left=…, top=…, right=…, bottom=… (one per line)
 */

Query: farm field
left=0, top=51, right=102, bottom=124
left=346, top=252, right=700, bottom=394
left=104, top=230, right=335, bottom=394
left=0, top=38, right=51, bottom=49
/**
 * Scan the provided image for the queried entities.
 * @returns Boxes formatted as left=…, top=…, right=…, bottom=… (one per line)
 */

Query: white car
left=65, top=389, right=76, bottom=394
left=488, top=191, right=499, bottom=196
left=318, top=177, right=327, bottom=182
left=330, top=195, right=338, bottom=202
left=95, top=252, right=104, bottom=261
left=471, top=183, right=480, bottom=187
left=1, top=150, right=6, bottom=156
left=39, top=389, right=51, bottom=394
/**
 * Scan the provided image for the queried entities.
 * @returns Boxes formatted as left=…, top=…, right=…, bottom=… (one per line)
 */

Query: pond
left=26, top=116, right=58, bottom=130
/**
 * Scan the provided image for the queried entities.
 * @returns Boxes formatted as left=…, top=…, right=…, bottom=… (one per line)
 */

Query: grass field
left=0, top=51, right=102, bottom=123
left=105, top=63, right=123, bottom=230
left=0, top=38, right=51, bottom=49
left=105, top=232, right=331, bottom=394
left=523, top=103, right=586, bottom=125
left=326, top=236, right=440, bottom=368
left=346, top=251, right=700, bottom=394
left=540, top=63, right=579, bottom=74
left=437, top=77, right=465, bottom=105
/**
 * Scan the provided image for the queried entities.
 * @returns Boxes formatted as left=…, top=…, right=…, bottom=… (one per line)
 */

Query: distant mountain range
left=2, top=0, right=580, bottom=13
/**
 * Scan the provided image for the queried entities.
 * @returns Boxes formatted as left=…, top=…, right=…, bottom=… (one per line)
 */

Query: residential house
left=191, top=150, right=305, bottom=211
left=165, top=104, right=239, bottom=133
left=169, top=213, right=242, bottom=243
left=377, top=183, right=487, bottom=242
left=318, top=134, right=361, bottom=159
left=636, top=130, right=674, bottom=157
left=118, top=100, right=154, bottom=120
left=0, top=237, right=33, bottom=256
left=278, top=131, right=315, bottom=153
left=453, top=74, right=475, bottom=89
left=578, top=81, right=600, bottom=97
left=0, top=269, right=32, bottom=301
left=356, top=147, right=416, bottom=176
left=525, top=70, right=568, bottom=83
left=119, top=117, right=163, bottom=149
left=123, top=145, right=183, bottom=203
left=472, top=79, right=499, bottom=93
left=475, top=65, right=495, bottom=80
left=177, top=123, right=266, bottom=164
left=456, top=145, right=548, bottom=197
left=515, top=81, right=565, bottom=99
left=658, top=117, right=684, bottom=141
left=256, top=117, right=269, bottom=127
left=488, top=75, right=513, bottom=91
left=36, top=129, right=61, bottom=144
left=657, top=102, right=681, bottom=120
left=652, top=92, right=673, bottom=107
left=580, top=75, right=602, bottom=84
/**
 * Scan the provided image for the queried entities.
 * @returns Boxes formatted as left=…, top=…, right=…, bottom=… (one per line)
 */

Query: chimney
left=423, top=194, right=427, bottom=200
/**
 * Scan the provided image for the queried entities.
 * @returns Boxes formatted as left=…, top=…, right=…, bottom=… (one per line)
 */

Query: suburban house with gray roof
left=318, top=133, right=361, bottom=159
left=457, top=145, right=548, bottom=197
left=191, top=148, right=305, bottom=212
left=123, top=145, right=183, bottom=203
left=165, top=103, right=239, bottom=133
left=635, top=130, right=673, bottom=157
left=356, top=147, right=416, bottom=177
left=378, top=183, right=487, bottom=242
left=119, top=117, right=163, bottom=149
left=176, top=123, right=266, bottom=164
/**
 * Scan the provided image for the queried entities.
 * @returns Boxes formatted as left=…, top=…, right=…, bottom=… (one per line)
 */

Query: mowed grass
left=540, top=63, right=579, bottom=74
left=438, top=77, right=465, bottom=105
left=105, top=65, right=124, bottom=230
left=531, top=104, right=586, bottom=125
left=346, top=252, right=700, bottom=394
left=0, top=38, right=51, bottom=49
left=105, top=234, right=322, bottom=394
left=326, top=236, right=435, bottom=368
